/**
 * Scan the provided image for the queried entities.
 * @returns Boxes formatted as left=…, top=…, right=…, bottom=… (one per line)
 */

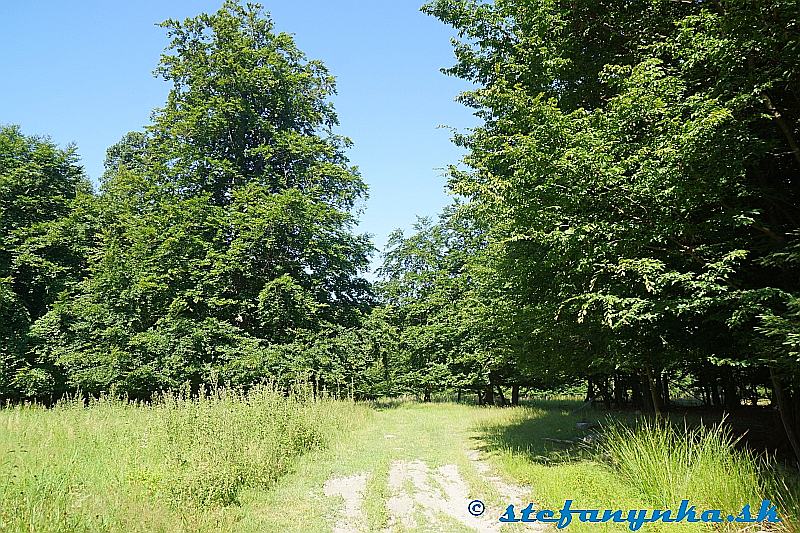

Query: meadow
left=0, top=388, right=370, bottom=532
left=1, top=392, right=797, bottom=532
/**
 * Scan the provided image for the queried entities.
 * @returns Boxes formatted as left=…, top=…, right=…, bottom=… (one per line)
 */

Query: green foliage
left=0, top=125, right=94, bottom=400
left=419, top=0, right=800, bottom=428
left=5, top=1, right=373, bottom=399
left=150, top=0, right=364, bottom=210
left=376, top=209, right=529, bottom=399
left=0, top=278, right=28, bottom=396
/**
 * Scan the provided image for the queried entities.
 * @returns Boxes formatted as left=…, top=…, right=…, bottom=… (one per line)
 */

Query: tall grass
left=0, top=387, right=369, bottom=532
left=602, top=418, right=798, bottom=523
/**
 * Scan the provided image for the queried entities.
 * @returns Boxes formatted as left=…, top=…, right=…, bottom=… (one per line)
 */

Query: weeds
left=0, top=386, right=368, bottom=532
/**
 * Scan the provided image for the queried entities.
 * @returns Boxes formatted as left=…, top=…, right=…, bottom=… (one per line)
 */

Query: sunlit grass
left=476, top=401, right=800, bottom=532
left=603, top=419, right=762, bottom=511
left=2, top=394, right=798, bottom=532
left=603, top=418, right=800, bottom=528
left=0, top=387, right=370, bottom=532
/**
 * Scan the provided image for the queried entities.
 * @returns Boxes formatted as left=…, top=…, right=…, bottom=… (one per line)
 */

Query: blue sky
left=0, top=1, right=476, bottom=272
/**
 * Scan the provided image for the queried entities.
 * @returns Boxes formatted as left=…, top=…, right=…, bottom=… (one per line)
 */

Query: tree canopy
left=1, top=1, right=373, bottom=400
left=415, top=0, right=800, bottom=450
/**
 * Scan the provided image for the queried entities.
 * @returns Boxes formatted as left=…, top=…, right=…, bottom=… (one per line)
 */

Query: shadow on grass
left=471, top=400, right=641, bottom=465
left=367, top=396, right=465, bottom=410
left=474, top=399, right=792, bottom=465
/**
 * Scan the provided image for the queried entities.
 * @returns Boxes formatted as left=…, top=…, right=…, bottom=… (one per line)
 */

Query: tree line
left=2, top=1, right=800, bottom=457
left=1, top=2, right=376, bottom=400
left=410, top=0, right=800, bottom=457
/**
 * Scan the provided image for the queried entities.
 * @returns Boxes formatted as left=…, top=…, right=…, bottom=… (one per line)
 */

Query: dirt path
left=323, top=435, right=543, bottom=532
left=323, top=473, right=369, bottom=532
left=251, top=402, right=545, bottom=532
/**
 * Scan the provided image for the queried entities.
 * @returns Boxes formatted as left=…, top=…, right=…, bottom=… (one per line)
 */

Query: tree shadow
left=470, top=400, right=637, bottom=465
left=472, top=399, right=793, bottom=466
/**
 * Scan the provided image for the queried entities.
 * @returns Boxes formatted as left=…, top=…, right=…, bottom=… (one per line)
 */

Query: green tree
left=377, top=208, right=525, bottom=404
left=0, top=125, right=94, bottom=398
left=32, top=1, right=372, bottom=398
left=426, top=0, right=800, bottom=446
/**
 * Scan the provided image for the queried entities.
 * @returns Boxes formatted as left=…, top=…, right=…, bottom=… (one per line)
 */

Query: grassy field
left=0, top=388, right=370, bottom=532
left=0, top=393, right=796, bottom=532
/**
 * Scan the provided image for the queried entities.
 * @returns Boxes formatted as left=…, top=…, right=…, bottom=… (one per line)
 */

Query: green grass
left=1, top=395, right=797, bottom=532
left=475, top=402, right=663, bottom=532
left=0, top=387, right=370, bottom=532
left=477, top=400, right=799, bottom=532
left=603, top=419, right=764, bottom=511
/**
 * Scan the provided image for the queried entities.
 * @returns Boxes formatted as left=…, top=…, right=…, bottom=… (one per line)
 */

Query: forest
left=2, top=0, right=800, bottom=500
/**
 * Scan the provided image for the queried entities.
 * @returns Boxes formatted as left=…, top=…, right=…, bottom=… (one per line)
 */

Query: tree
left=425, top=0, right=800, bottom=447
left=376, top=208, right=527, bottom=404
left=0, top=125, right=94, bottom=399
left=29, top=1, right=372, bottom=398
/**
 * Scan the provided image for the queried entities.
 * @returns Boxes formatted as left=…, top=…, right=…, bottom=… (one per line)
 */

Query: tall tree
left=0, top=125, right=94, bottom=398
left=425, top=0, right=800, bottom=446
left=30, top=1, right=372, bottom=398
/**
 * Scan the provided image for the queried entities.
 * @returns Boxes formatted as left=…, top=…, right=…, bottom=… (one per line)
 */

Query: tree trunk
left=723, top=371, right=740, bottom=411
left=585, top=377, right=595, bottom=402
left=661, top=372, right=670, bottom=408
left=511, top=385, right=520, bottom=406
left=710, top=380, right=722, bottom=408
left=631, top=378, right=645, bottom=410
left=457, top=388, right=462, bottom=403
left=423, top=387, right=431, bottom=403
left=485, top=384, right=494, bottom=407
left=614, top=374, right=625, bottom=408
left=601, top=376, right=612, bottom=409
left=761, top=92, right=800, bottom=167
left=496, top=385, right=506, bottom=406
left=645, top=367, right=663, bottom=417
left=770, top=366, right=800, bottom=465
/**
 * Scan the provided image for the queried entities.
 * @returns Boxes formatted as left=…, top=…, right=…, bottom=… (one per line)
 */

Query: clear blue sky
left=0, top=1, right=476, bottom=271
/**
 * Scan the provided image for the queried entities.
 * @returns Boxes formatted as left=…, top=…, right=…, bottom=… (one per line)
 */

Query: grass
left=602, top=418, right=800, bottom=529
left=1, top=394, right=797, bottom=532
left=476, top=402, right=664, bottom=532
left=0, top=387, right=370, bottom=532
left=476, top=400, right=799, bottom=532
left=603, top=420, right=764, bottom=512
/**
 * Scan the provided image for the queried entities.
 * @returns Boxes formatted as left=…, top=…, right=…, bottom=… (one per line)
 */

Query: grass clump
left=153, top=388, right=328, bottom=506
left=602, top=418, right=798, bottom=523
